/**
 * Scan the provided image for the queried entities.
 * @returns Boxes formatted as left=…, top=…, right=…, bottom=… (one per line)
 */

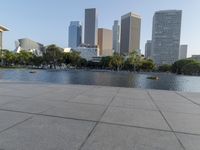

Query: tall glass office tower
left=68, top=21, right=82, bottom=48
left=112, top=20, right=120, bottom=53
left=84, top=8, right=98, bottom=46
left=151, top=10, right=182, bottom=65
left=145, top=40, right=152, bottom=59
left=120, top=12, right=141, bottom=55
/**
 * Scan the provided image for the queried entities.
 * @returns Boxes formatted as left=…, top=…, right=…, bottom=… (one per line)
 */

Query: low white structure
left=179, top=45, right=188, bottom=59
left=191, top=55, right=200, bottom=61
left=63, top=48, right=72, bottom=53
left=73, top=46, right=99, bottom=61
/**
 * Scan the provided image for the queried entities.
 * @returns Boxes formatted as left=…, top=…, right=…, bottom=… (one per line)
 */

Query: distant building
left=179, top=45, right=188, bottom=59
left=112, top=20, right=120, bottom=53
left=90, top=56, right=102, bottom=63
left=73, top=45, right=99, bottom=61
left=15, top=38, right=44, bottom=56
left=151, top=10, right=182, bottom=65
left=63, top=48, right=72, bottom=53
left=68, top=21, right=82, bottom=48
left=120, top=12, right=141, bottom=55
left=0, top=25, right=9, bottom=50
left=145, top=40, right=152, bottom=59
left=84, top=8, right=98, bottom=46
left=191, top=55, right=200, bottom=61
left=98, top=28, right=113, bottom=56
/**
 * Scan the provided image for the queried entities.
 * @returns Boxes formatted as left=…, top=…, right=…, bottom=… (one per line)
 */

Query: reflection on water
left=0, top=69, right=200, bottom=92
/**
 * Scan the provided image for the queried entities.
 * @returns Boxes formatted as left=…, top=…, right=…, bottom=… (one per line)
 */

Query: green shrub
left=182, top=62, right=200, bottom=75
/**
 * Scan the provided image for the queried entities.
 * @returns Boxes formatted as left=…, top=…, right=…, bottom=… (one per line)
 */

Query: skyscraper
left=112, top=20, right=120, bottom=53
left=0, top=25, right=9, bottom=50
left=84, top=8, right=98, bottom=46
left=98, top=28, right=113, bottom=56
left=68, top=21, right=82, bottom=48
left=145, top=40, right=152, bottom=59
left=120, top=12, right=141, bottom=55
left=151, top=10, right=182, bottom=65
left=179, top=44, right=188, bottom=59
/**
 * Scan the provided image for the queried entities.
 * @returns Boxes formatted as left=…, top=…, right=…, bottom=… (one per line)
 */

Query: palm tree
left=109, top=53, right=124, bottom=71
left=44, top=45, right=63, bottom=69
left=126, top=50, right=141, bottom=72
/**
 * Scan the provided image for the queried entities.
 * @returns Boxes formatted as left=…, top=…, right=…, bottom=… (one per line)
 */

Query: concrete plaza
left=0, top=81, right=200, bottom=150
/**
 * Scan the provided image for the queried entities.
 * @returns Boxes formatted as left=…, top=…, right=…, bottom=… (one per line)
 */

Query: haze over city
left=1, top=0, right=200, bottom=57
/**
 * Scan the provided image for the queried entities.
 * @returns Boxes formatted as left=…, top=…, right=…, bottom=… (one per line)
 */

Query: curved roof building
left=15, top=38, right=44, bottom=56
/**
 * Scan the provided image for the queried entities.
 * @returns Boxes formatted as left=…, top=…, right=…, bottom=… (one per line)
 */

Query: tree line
left=1, top=44, right=200, bottom=75
left=0, top=44, right=155, bottom=71
left=158, top=59, right=200, bottom=75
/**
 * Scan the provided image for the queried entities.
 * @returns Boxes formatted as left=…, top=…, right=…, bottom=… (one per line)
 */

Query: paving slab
left=149, top=90, right=191, bottom=103
left=44, top=84, right=94, bottom=91
left=0, top=110, right=31, bottom=132
left=117, top=88, right=151, bottom=100
left=31, top=90, right=82, bottom=102
left=82, top=87, right=118, bottom=97
left=0, top=96, right=25, bottom=106
left=178, top=92, right=200, bottom=105
left=81, top=123, right=184, bottom=150
left=0, top=86, right=53, bottom=98
left=101, top=106, right=170, bottom=130
left=42, top=102, right=107, bottom=121
left=0, top=88, right=16, bottom=96
left=163, top=111, right=200, bottom=134
left=0, top=115, right=95, bottom=150
left=156, top=101, right=200, bottom=114
left=0, top=100, right=53, bottom=113
left=68, top=94, right=113, bottom=105
left=111, top=96, right=157, bottom=111
left=0, top=82, right=200, bottom=150
left=176, top=133, right=200, bottom=150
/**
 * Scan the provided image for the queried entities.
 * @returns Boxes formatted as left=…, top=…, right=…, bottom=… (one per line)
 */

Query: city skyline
left=1, top=0, right=200, bottom=57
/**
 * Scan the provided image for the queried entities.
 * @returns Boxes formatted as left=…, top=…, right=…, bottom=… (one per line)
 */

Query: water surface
left=0, top=69, right=200, bottom=92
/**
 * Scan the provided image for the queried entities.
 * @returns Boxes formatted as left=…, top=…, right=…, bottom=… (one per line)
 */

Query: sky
left=0, top=0, right=200, bottom=57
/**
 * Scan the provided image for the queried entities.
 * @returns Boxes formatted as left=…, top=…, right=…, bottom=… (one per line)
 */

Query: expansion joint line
left=67, top=86, right=100, bottom=102
left=175, top=91, right=200, bottom=107
left=78, top=87, right=120, bottom=150
left=147, top=90, right=186, bottom=150
left=0, top=116, right=33, bottom=135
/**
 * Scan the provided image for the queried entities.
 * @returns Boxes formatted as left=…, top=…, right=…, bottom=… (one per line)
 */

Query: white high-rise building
left=179, top=45, right=188, bottom=59
left=151, top=10, right=182, bottom=65
left=73, top=45, right=99, bottom=61
left=112, top=20, right=120, bottom=53
left=0, top=25, right=9, bottom=50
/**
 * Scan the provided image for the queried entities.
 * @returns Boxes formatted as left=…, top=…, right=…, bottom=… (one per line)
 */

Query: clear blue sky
left=1, top=0, right=200, bottom=56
